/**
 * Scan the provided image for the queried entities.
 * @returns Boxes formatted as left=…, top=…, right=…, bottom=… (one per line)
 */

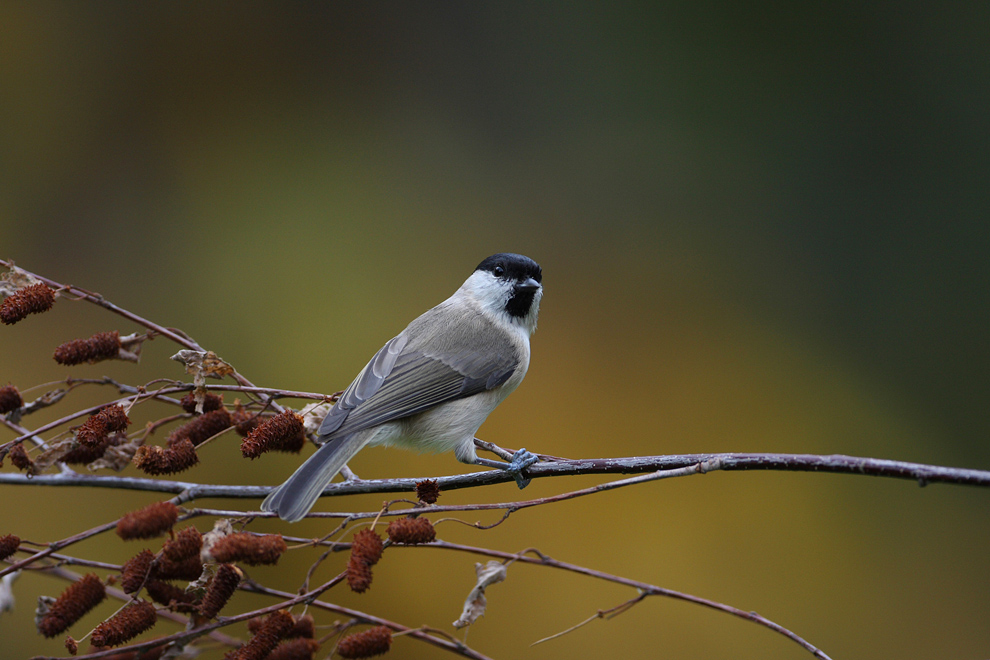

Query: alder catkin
left=53, top=331, right=121, bottom=365
left=227, top=609, right=294, bottom=660
left=116, top=501, right=179, bottom=540
left=209, top=532, right=286, bottom=565
left=336, top=626, right=393, bottom=659
left=134, top=439, right=199, bottom=475
left=0, top=534, right=19, bottom=560
left=179, top=392, right=224, bottom=414
left=90, top=600, right=157, bottom=647
left=161, top=526, right=202, bottom=563
left=120, top=549, right=156, bottom=594
left=0, top=385, right=23, bottom=413
left=0, top=283, right=55, bottom=325
left=415, top=479, right=440, bottom=504
left=240, top=410, right=305, bottom=458
left=265, top=638, right=321, bottom=660
left=9, top=443, right=34, bottom=472
left=37, top=574, right=107, bottom=638
left=198, top=564, right=242, bottom=619
left=166, top=409, right=232, bottom=447
left=386, top=517, right=435, bottom=545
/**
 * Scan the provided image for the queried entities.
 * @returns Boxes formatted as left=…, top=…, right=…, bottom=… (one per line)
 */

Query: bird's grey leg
left=469, top=446, right=539, bottom=489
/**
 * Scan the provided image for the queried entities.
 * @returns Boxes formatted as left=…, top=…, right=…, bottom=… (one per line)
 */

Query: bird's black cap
left=476, top=253, right=542, bottom=284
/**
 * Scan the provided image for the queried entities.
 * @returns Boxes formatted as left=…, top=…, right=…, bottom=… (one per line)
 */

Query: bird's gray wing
left=318, top=327, right=519, bottom=440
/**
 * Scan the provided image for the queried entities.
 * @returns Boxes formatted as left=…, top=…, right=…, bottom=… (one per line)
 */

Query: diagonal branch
left=422, top=540, right=833, bottom=659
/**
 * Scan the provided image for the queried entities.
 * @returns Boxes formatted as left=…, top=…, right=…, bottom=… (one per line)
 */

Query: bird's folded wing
left=318, top=332, right=518, bottom=440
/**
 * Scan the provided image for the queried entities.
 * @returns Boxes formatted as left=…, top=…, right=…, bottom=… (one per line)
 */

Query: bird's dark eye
left=493, top=265, right=505, bottom=277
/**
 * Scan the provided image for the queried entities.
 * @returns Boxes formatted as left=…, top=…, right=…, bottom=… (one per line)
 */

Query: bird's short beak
left=515, top=277, right=541, bottom=293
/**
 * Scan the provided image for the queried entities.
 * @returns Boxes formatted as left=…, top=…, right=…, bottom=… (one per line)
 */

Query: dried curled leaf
left=452, top=560, right=507, bottom=629
left=0, top=264, right=44, bottom=297
left=170, top=350, right=235, bottom=380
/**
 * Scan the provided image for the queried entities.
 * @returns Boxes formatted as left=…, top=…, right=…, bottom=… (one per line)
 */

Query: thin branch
left=531, top=592, right=649, bottom=645
left=238, top=579, right=493, bottom=660
left=420, top=541, right=833, bottom=660
left=2, top=453, right=988, bottom=500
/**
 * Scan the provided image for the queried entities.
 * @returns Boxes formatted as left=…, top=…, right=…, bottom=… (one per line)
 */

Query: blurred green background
left=2, top=3, right=989, bottom=659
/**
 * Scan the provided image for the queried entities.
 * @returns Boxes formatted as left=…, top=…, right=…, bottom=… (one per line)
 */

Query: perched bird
left=262, top=253, right=543, bottom=522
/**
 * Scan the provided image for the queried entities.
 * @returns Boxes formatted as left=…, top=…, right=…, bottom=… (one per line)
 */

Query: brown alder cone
left=179, top=392, right=224, bottom=413
left=231, top=403, right=263, bottom=436
left=120, top=549, right=156, bottom=594
left=351, top=530, right=384, bottom=566
left=209, top=532, right=287, bottom=565
left=145, top=579, right=197, bottom=608
left=248, top=613, right=315, bottom=639
left=53, top=331, right=121, bottom=365
left=161, top=526, right=202, bottom=563
left=0, top=384, right=23, bottom=413
left=198, top=564, right=242, bottom=619
left=61, top=431, right=127, bottom=465
left=166, top=409, right=232, bottom=447
left=116, top=501, right=179, bottom=540
left=37, top=574, right=107, bottom=638
left=90, top=600, right=157, bottom=647
left=77, top=405, right=130, bottom=449
left=346, top=556, right=373, bottom=594
left=226, top=609, right=294, bottom=660
left=0, top=282, right=55, bottom=324
left=9, top=443, right=34, bottom=472
left=336, top=626, right=393, bottom=659
left=154, top=555, right=203, bottom=582
left=265, top=638, right=321, bottom=660
left=240, top=410, right=305, bottom=458
left=134, top=439, right=199, bottom=475
left=0, top=534, right=20, bottom=561
left=415, top=479, right=441, bottom=504
left=386, top=517, right=436, bottom=545
left=347, top=529, right=384, bottom=593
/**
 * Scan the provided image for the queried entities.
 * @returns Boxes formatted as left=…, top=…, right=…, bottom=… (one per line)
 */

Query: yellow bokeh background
left=2, top=4, right=989, bottom=659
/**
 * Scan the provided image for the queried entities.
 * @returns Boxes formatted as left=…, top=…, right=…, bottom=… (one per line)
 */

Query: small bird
left=262, top=253, right=543, bottom=522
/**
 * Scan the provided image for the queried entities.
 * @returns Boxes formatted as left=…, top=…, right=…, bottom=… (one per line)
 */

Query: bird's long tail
left=261, top=432, right=370, bottom=522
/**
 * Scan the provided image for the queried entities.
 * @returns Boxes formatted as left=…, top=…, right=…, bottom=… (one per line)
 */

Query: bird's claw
left=506, top=448, right=538, bottom=489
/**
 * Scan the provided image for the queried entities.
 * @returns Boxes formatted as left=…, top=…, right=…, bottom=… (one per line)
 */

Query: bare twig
left=419, top=541, right=833, bottom=660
